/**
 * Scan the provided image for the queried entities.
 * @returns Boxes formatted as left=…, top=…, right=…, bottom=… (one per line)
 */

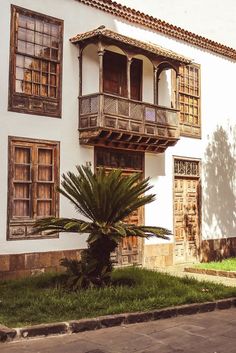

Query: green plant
left=33, top=166, right=171, bottom=288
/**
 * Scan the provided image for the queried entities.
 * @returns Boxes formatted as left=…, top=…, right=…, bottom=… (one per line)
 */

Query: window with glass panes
left=179, top=64, right=201, bottom=138
left=8, top=138, right=59, bottom=240
left=9, top=6, right=63, bottom=117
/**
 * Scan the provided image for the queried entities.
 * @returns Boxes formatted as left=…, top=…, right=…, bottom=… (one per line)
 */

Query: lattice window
left=174, top=159, right=200, bottom=177
left=9, top=5, right=63, bottom=117
left=179, top=64, right=201, bottom=138
left=8, top=138, right=59, bottom=239
left=95, top=148, right=143, bottom=171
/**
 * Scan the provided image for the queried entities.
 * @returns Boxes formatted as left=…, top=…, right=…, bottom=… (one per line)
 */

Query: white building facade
left=0, top=0, right=235, bottom=278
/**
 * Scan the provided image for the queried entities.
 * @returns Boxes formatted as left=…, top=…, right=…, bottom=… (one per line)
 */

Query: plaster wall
left=82, top=44, right=99, bottom=95
left=134, top=55, right=153, bottom=104
left=0, top=0, right=235, bottom=257
left=118, top=0, right=236, bottom=49
left=158, top=70, right=172, bottom=108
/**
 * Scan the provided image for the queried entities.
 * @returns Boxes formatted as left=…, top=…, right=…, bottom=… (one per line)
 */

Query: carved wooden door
left=174, top=159, right=201, bottom=264
left=95, top=148, right=144, bottom=266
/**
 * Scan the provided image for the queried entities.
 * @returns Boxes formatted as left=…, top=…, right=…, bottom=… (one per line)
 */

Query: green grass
left=195, top=258, right=236, bottom=272
left=0, top=267, right=235, bottom=328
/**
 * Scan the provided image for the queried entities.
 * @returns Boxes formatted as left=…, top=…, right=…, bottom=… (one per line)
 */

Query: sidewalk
left=157, top=264, right=236, bottom=287
left=2, top=308, right=236, bottom=353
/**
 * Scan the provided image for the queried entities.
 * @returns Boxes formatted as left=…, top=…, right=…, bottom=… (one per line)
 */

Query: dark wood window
left=103, top=51, right=142, bottom=100
left=103, top=51, right=127, bottom=97
left=95, top=147, right=143, bottom=172
left=130, top=59, right=142, bottom=101
left=9, top=5, right=63, bottom=117
left=179, top=64, right=201, bottom=138
left=8, top=138, right=60, bottom=240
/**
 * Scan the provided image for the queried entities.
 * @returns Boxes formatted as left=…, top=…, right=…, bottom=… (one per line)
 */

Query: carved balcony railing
left=79, top=93, right=180, bottom=153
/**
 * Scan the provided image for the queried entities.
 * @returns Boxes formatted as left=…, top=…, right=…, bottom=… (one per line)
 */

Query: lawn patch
left=0, top=267, right=235, bottom=328
left=194, top=258, right=236, bottom=272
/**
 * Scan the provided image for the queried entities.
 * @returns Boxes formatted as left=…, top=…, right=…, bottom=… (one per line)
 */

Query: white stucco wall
left=82, top=44, right=99, bottom=95
left=0, top=0, right=235, bottom=256
left=158, top=69, right=172, bottom=108
left=134, top=55, right=153, bottom=104
left=117, top=0, right=236, bottom=49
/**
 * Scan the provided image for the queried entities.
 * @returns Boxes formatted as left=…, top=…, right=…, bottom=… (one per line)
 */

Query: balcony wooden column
left=98, top=42, right=104, bottom=93
left=153, top=65, right=158, bottom=105
left=176, top=73, right=181, bottom=110
left=78, top=46, right=83, bottom=96
left=127, top=56, right=132, bottom=99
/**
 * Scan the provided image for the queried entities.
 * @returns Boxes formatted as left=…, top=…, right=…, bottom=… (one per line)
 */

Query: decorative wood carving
left=174, top=158, right=201, bottom=264
left=79, top=93, right=179, bottom=153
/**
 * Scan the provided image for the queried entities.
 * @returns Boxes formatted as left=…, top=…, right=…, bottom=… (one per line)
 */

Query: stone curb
left=1, top=297, right=236, bottom=343
left=185, top=267, right=236, bottom=278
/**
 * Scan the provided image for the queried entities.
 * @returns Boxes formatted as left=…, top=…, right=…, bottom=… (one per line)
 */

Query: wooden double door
left=174, top=158, right=201, bottom=264
left=95, top=148, right=144, bottom=266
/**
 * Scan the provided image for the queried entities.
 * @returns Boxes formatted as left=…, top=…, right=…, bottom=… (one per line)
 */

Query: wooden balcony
left=79, top=93, right=180, bottom=153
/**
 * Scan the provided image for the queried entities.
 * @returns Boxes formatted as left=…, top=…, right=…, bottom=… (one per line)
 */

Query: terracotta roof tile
left=70, top=27, right=192, bottom=63
left=76, top=0, right=236, bottom=61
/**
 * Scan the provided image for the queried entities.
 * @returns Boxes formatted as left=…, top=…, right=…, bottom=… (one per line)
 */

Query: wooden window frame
left=8, top=5, right=63, bottom=118
left=179, top=64, right=201, bottom=139
left=94, top=147, right=144, bottom=173
left=7, top=137, right=60, bottom=240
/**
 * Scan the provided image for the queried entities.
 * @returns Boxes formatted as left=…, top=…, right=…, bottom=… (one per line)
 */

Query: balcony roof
left=70, top=26, right=192, bottom=64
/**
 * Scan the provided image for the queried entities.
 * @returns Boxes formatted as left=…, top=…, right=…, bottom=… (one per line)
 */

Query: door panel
left=174, top=159, right=201, bottom=264
left=95, top=148, right=144, bottom=266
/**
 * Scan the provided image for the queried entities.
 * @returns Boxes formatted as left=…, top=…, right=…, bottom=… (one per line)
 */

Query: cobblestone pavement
left=157, top=265, right=236, bottom=287
left=2, top=308, right=236, bottom=353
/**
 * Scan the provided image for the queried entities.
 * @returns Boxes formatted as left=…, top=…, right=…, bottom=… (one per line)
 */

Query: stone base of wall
left=201, top=237, right=236, bottom=262
left=0, top=250, right=82, bottom=280
left=143, top=243, right=173, bottom=268
left=1, top=238, right=236, bottom=279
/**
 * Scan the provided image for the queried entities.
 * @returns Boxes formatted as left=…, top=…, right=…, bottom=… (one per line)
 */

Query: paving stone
left=20, top=322, right=68, bottom=338
left=69, top=319, right=101, bottom=333
left=153, top=308, right=177, bottom=320
left=0, top=325, right=16, bottom=342
left=1, top=309, right=236, bottom=353
left=100, top=314, right=126, bottom=327
left=198, top=301, right=216, bottom=312
left=177, top=303, right=200, bottom=315
left=125, top=311, right=153, bottom=324
left=85, top=350, right=108, bottom=353
left=216, top=298, right=233, bottom=309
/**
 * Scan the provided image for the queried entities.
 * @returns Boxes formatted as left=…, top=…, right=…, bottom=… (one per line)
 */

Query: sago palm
left=33, top=166, right=171, bottom=288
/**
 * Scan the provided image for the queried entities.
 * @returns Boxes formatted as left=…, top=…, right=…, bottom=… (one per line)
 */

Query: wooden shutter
left=36, top=148, right=54, bottom=217
left=13, top=146, right=32, bottom=218
left=8, top=138, right=59, bottom=239
left=130, top=58, right=142, bottom=101
left=103, top=51, right=127, bottom=97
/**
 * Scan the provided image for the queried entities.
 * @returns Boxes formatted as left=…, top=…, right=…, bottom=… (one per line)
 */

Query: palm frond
left=109, top=222, right=171, bottom=240
left=32, top=217, right=93, bottom=235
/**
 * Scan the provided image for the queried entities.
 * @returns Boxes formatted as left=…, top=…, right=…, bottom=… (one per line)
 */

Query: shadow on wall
left=202, top=124, right=236, bottom=260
